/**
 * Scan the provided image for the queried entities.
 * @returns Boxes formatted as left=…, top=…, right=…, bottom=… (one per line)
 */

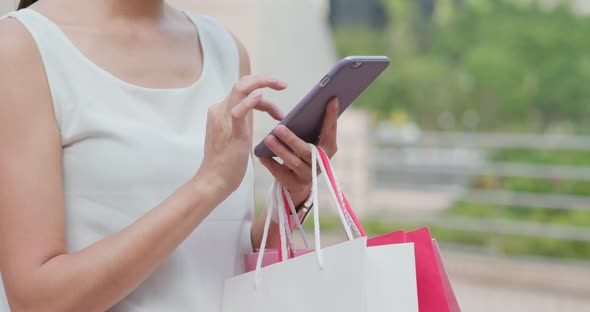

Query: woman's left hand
left=259, top=97, right=339, bottom=206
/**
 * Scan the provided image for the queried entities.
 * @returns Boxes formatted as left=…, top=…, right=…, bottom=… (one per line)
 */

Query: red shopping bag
left=366, top=229, right=459, bottom=312
left=433, top=240, right=461, bottom=311
left=367, top=230, right=406, bottom=246
left=405, top=228, right=460, bottom=312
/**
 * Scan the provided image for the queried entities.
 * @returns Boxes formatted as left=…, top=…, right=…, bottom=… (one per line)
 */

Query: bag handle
left=316, top=147, right=366, bottom=237
left=254, top=144, right=354, bottom=287
left=276, top=146, right=367, bottom=261
left=279, top=184, right=313, bottom=260
left=267, top=181, right=309, bottom=261
left=276, top=184, right=294, bottom=261
left=314, top=147, right=354, bottom=240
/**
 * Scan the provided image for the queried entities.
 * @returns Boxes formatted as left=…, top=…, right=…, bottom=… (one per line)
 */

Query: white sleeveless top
left=0, top=8, right=254, bottom=312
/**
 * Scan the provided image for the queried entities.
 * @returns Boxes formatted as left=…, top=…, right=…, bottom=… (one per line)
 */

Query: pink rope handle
left=316, top=147, right=367, bottom=237
left=278, top=188, right=295, bottom=261
left=277, top=231, right=282, bottom=261
left=279, top=145, right=366, bottom=262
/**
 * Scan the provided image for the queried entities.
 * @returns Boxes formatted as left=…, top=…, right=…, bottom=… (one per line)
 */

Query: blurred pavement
left=314, top=233, right=590, bottom=311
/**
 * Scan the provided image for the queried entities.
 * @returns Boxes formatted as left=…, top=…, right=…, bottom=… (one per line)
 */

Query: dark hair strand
left=18, top=0, right=38, bottom=10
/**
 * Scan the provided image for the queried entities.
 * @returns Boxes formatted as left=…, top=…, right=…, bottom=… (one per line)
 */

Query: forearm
left=250, top=190, right=310, bottom=251
left=9, top=178, right=224, bottom=312
left=251, top=209, right=280, bottom=250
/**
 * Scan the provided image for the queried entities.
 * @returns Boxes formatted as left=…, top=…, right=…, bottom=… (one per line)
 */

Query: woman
left=0, top=0, right=340, bottom=311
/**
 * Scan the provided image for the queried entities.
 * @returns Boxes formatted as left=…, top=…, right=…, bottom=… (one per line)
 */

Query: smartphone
left=254, top=56, right=390, bottom=158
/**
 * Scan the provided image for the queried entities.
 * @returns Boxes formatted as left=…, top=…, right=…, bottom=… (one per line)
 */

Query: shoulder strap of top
left=184, top=12, right=240, bottom=93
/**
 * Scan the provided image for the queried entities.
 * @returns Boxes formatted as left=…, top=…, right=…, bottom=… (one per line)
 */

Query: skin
left=0, top=0, right=339, bottom=311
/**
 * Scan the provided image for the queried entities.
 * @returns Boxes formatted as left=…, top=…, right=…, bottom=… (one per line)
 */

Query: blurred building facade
left=0, top=0, right=14, bottom=14
left=329, top=0, right=386, bottom=29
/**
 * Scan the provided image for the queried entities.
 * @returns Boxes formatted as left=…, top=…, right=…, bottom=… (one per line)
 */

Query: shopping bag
left=317, top=147, right=460, bottom=312
left=433, top=240, right=461, bottom=311
left=224, top=145, right=418, bottom=312
left=365, top=229, right=461, bottom=312
left=404, top=229, right=461, bottom=312
left=224, top=145, right=368, bottom=312
left=244, top=233, right=418, bottom=312
left=305, top=146, right=460, bottom=311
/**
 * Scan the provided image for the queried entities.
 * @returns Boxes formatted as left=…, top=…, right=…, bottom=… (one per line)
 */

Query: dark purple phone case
left=254, top=56, right=390, bottom=158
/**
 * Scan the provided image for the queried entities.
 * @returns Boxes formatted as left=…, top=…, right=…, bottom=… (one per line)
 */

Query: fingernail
left=265, top=135, right=276, bottom=146
left=276, top=79, right=288, bottom=87
left=251, top=91, right=262, bottom=99
left=275, top=125, right=287, bottom=136
left=333, top=100, right=339, bottom=111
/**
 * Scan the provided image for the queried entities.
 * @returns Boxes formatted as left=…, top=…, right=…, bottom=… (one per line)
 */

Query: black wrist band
left=298, top=202, right=313, bottom=224
left=294, top=193, right=313, bottom=213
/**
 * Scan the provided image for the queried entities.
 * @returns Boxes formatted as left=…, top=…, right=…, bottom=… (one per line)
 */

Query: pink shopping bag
left=320, top=146, right=460, bottom=311
left=404, top=228, right=461, bottom=312
left=433, top=240, right=461, bottom=311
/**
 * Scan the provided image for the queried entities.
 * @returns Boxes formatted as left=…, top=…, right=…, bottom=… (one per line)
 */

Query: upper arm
left=232, top=34, right=251, bottom=77
left=0, top=18, right=66, bottom=292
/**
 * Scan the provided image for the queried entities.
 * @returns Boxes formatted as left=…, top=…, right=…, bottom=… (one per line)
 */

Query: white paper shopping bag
left=223, top=237, right=368, bottom=312
left=223, top=144, right=369, bottom=312
left=223, top=145, right=418, bottom=312
left=366, top=243, right=418, bottom=312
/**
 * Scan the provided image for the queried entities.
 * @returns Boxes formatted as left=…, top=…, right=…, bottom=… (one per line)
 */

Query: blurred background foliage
left=333, top=0, right=590, bottom=133
left=329, top=0, right=590, bottom=260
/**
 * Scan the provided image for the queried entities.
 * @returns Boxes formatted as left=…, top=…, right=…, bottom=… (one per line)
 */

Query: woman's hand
left=195, top=75, right=286, bottom=199
left=259, top=97, right=340, bottom=206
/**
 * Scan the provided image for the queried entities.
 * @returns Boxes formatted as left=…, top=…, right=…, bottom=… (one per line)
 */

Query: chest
left=58, top=21, right=203, bottom=89
left=59, top=82, right=222, bottom=195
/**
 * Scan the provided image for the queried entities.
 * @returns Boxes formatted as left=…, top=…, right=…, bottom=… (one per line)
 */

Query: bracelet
left=294, top=193, right=314, bottom=224
left=294, top=192, right=313, bottom=213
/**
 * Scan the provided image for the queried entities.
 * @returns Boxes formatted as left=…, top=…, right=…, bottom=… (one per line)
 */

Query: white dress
left=0, top=8, right=254, bottom=312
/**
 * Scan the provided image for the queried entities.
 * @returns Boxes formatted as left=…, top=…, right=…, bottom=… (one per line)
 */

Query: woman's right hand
left=194, top=75, right=286, bottom=199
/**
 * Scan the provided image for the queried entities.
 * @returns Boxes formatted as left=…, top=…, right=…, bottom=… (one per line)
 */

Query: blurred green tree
left=334, top=0, right=590, bottom=133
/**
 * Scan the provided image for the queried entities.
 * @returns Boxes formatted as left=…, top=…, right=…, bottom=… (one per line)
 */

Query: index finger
left=318, top=98, right=339, bottom=157
left=273, top=125, right=312, bottom=165
left=229, top=75, right=288, bottom=105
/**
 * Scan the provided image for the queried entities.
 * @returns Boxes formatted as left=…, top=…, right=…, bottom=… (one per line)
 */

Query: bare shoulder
left=0, top=16, right=47, bottom=94
left=0, top=17, right=37, bottom=66
left=0, top=16, right=57, bottom=134
left=230, top=33, right=249, bottom=60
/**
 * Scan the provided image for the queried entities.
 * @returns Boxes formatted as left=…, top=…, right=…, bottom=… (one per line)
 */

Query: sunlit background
left=2, top=0, right=590, bottom=311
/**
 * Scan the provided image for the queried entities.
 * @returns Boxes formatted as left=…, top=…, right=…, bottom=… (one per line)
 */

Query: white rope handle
left=254, top=182, right=275, bottom=289
left=316, top=148, right=363, bottom=238
left=315, top=149, right=355, bottom=240
left=310, top=144, right=325, bottom=269
left=266, top=180, right=309, bottom=253
left=276, top=182, right=289, bottom=261
left=283, top=185, right=310, bottom=250
left=254, top=182, right=311, bottom=288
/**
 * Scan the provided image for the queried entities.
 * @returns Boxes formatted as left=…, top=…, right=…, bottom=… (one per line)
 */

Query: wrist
left=289, top=186, right=312, bottom=209
left=191, top=168, right=231, bottom=205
